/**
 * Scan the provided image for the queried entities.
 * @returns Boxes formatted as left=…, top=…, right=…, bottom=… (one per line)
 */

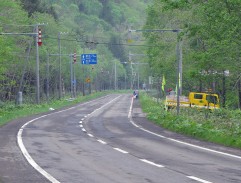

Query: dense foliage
left=0, top=0, right=150, bottom=104
left=143, top=0, right=241, bottom=108
left=1, top=0, right=240, bottom=110
left=140, top=92, right=241, bottom=149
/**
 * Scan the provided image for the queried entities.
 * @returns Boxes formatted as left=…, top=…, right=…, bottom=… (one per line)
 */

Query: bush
left=139, top=92, right=241, bottom=149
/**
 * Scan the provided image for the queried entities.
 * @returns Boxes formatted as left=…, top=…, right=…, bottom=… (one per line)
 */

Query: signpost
left=81, top=54, right=97, bottom=64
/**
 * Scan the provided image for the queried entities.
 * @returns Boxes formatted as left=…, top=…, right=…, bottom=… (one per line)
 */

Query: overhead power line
left=45, top=36, right=166, bottom=48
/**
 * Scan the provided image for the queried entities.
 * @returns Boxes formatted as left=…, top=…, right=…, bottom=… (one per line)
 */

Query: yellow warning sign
left=85, top=77, right=91, bottom=83
left=127, top=39, right=133, bottom=43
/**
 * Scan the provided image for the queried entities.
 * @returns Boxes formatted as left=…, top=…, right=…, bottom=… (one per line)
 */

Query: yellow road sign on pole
left=85, top=77, right=91, bottom=83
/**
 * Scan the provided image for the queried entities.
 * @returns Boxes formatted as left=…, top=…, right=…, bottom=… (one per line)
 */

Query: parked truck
left=165, top=91, right=220, bottom=110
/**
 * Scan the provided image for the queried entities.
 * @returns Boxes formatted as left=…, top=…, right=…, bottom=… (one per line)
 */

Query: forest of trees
left=0, top=0, right=150, bottom=104
left=0, top=0, right=240, bottom=109
left=143, top=0, right=241, bottom=108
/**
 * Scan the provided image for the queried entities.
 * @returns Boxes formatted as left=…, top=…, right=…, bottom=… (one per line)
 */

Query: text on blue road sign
left=81, top=54, right=97, bottom=64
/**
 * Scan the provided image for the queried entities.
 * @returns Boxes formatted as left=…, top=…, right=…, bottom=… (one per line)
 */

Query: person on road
left=133, top=90, right=139, bottom=99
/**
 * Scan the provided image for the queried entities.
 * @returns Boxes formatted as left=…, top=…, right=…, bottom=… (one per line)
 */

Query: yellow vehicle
left=165, top=92, right=220, bottom=110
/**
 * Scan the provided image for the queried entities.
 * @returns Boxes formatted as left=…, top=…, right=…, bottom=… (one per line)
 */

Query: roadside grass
left=139, top=92, right=241, bottom=149
left=0, top=91, right=128, bottom=127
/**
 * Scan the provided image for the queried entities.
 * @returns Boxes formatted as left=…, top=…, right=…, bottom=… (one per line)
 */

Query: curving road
left=1, top=94, right=241, bottom=183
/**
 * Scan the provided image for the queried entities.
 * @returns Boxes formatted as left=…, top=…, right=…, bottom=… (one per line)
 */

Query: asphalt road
left=1, top=94, right=241, bottom=183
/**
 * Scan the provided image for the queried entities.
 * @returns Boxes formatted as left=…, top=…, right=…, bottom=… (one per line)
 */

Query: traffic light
left=73, top=51, right=76, bottom=64
left=38, top=28, right=42, bottom=46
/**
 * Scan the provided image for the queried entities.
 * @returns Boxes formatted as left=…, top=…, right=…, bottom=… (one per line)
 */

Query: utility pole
left=49, top=53, right=81, bottom=98
left=57, top=32, right=68, bottom=99
left=1, top=23, right=46, bottom=104
left=46, top=54, right=50, bottom=102
left=57, top=32, right=62, bottom=99
left=70, top=55, right=74, bottom=98
left=114, top=60, right=117, bottom=90
left=128, top=52, right=148, bottom=90
left=35, top=25, right=40, bottom=104
left=176, top=35, right=181, bottom=115
left=82, top=47, right=85, bottom=96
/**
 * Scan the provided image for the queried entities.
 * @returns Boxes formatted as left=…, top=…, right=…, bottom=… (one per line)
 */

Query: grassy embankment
left=0, top=91, right=125, bottom=127
left=139, top=92, right=241, bottom=149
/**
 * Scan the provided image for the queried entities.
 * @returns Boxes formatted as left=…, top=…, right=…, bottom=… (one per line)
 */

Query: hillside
left=0, top=0, right=151, bottom=103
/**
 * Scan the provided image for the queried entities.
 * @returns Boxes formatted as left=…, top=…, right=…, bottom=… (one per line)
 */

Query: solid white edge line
left=17, top=129, right=60, bottom=183
left=129, top=97, right=241, bottom=160
left=128, top=96, right=134, bottom=118
left=187, top=176, right=212, bottom=183
left=113, top=148, right=129, bottom=154
left=140, top=159, right=164, bottom=168
left=167, top=138, right=241, bottom=160
left=97, top=139, right=107, bottom=144
left=139, top=127, right=166, bottom=138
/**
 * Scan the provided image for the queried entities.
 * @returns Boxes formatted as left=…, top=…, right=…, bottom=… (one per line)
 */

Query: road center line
left=17, top=95, right=113, bottom=182
left=140, top=159, right=164, bottom=168
left=187, top=176, right=212, bottom=183
left=113, top=148, right=129, bottom=154
left=97, top=139, right=107, bottom=144
left=87, top=133, right=94, bottom=137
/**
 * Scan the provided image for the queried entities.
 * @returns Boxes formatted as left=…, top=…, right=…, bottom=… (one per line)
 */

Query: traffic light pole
left=0, top=23, right=45, bottom=104
left=48, top=53, right=81, bottom=98
left=70, top=56, right=74, bottom=98
left=35, top=25, right=40, bottom=104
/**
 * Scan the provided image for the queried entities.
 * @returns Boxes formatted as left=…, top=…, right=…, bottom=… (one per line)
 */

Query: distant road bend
left=1, top=94, right=241, bottom=183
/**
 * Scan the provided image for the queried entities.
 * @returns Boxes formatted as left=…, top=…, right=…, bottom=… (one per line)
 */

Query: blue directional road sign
left=81, top=54, right=97, bottom=64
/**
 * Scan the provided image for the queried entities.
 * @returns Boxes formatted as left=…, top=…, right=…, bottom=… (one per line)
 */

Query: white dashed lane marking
left=87, top=133, right=94, bottom=137
left=140, top=159, right=164, bottom=168
left=97, top=139, right=107, bottom=144
left=187, top=176, right=212, bottom=183
left=113, top=148, right=129, bottom=154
